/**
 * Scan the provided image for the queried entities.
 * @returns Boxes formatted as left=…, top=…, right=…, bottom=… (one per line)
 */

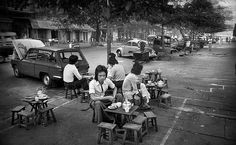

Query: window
left=26, top=49, right=38, bottom=60
left=126, top=42, right=132, bottom=46
left=60, top=51, right=82, bottom=63
left=132, top=42, right=138, bottom=46
left=37, top=50, right=52, bottom=62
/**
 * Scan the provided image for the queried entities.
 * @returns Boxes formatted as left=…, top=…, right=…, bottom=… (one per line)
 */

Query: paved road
left=0, top=43, right=235, bottom=145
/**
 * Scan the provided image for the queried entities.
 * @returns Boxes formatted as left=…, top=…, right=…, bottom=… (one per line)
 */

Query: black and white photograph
left=0, top=0, right=236, bottom=145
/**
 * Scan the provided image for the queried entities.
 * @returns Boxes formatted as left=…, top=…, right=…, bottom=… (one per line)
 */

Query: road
left=0, top=43, right=235, bottom=145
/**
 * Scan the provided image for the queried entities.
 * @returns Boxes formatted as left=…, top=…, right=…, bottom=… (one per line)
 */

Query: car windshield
left=60, top=51, right=82, bottom=63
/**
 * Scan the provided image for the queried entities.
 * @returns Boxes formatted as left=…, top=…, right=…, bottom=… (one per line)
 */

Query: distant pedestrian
left=208, top=38, right=212, bottom=51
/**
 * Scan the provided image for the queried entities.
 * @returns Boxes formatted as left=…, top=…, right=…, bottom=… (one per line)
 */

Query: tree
left=30, top=0, right=176, bottom=61
left=169, top=0, right=230, bottom=40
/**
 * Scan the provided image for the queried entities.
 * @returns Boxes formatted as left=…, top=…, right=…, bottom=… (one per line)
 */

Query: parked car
left=0, top=32, right=16, bottom=61
left=116, top=39, right=156, bottom=58
left=11, top=39, right=89, bottom=86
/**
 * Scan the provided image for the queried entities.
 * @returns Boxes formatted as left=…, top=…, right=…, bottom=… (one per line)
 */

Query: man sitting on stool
left=63, top=55, right=89, bottom=93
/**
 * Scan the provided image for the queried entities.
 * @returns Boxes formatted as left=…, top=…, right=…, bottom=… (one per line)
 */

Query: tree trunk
left=107, top=21, right=111, bottom=63
left=161, top=23, right=164, bottom=49
left=96, top=20, right=100, bottom=42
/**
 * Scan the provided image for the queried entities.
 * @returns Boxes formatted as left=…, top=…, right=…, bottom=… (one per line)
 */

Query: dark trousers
left=64, top=78, right=89, bottom=90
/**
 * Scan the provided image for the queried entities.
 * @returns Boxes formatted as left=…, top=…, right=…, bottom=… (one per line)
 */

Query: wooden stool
left=97, top=122, right=116, bottom=145
left=80, top=90, right=90, bottom=103
left=11, top=105, right=25, bottom=125
left=144, top=111, right=158, bottom=132
left=64, top=83, right=77, bottom=99
left=37, top=106, right=56, bottom=126
left=122, top=123, right=142, bottom=145
left=18, top=110, right=36, bottom=130
left=132, top=115, right=148, bottom=137
left=159, top=93, right=171, bottom=108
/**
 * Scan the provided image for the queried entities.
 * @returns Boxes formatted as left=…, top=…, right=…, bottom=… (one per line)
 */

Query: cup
left=35, top=96, right=39, bottom=101
left=125, top=107, right=129, bottom=113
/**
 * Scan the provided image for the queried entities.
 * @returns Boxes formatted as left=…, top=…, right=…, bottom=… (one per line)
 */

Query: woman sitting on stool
left=63, top=55, right=89, bottom=93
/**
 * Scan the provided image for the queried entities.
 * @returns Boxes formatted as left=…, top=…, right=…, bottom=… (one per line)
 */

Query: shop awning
left=69, top=24, right=95, bottom=31
left=30, top=19, right=58, bottom=30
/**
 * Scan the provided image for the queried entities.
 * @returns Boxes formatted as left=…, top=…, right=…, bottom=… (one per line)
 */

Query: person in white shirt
left=89, top=65, right=123, bottom=123
left=63, top=55, right=88, bottom=91
left=107, top=57, right=126, bottom=92
left=122, top=62, right=151, bottom=109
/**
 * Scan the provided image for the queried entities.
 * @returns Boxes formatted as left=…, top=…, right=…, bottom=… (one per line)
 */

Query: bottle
left=35, top=96, right=39, bottom=101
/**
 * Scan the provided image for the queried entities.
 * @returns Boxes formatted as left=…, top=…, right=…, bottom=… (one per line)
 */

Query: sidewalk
left=1, top=80, right=235, bottom=145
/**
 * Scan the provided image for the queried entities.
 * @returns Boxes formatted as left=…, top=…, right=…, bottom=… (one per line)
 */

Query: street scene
left=0, top=0, right=236, bottom=145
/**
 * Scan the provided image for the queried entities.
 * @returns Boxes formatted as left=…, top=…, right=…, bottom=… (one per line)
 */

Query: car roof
left=128, top=39, right=140, bottom=43
left=29, top=47, right=80, bottom=52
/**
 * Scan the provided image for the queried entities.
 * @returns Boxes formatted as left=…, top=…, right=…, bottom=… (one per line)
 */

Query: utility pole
left=161, top=0, right=165, bottom=49
left=106, top=0, right=111, bottom=63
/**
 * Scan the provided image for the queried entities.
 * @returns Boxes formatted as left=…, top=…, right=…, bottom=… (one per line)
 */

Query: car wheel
left=42, top=74, right=52, bottom=87
left=13, top=66, right=22, bottom=78
left=117, top=50, right=122, bottom=57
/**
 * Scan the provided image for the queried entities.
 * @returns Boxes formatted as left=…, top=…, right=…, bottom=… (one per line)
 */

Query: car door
left=131, top=42, right=140, bottom=53
left=20, top=49, right=38, bottom=77
left=126, top=41, right=139, bottom=56
left=34, top=50, right=51, bottom=78
left=122, top=42, right=131, bottom=56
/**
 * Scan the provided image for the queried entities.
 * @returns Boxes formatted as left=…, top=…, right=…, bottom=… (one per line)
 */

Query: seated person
left=107, top=57, right=126, bottom=92
left=122, top=62, right=151, bottom=109
left=89, top=65, right=123, bottom=123
left=63, top=55, right=89, bottom=92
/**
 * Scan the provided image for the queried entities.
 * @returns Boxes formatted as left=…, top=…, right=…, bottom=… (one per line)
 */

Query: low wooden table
left=105, top=105, right=139, bottom=127
left=22, top=97, right=48, bottom=114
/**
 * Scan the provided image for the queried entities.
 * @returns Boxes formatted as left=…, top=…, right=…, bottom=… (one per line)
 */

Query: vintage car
left=11, top=39, right=89, bottom=86
left=116, top=39, right=156, bottom=58
left=0, top=32, right=16, bottom=61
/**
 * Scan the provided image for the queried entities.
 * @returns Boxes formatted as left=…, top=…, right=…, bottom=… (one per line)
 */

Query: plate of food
left=108, top=105, right=118, bottom=110
left=108, top=102, right=121, bottom=110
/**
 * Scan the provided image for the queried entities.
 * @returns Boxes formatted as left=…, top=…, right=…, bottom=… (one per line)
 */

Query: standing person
left=208, top=38, right=212, bottom=51
left=153, top=38, right=161, bottom=55
left=89, top=65, right=123, bottom=123
left=122, top=62, right=151, bottom=109
left=107, top=58, right=126, bottom=92
left=63, top=55, right=89, bottom=92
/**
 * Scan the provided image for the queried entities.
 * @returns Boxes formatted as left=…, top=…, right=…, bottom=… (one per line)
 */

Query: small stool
left=80, top=90, right=90, bottom=103
left=122, top=123, right=142, bottom=145
left=144, top=111, right=158, bottom=132
left=37, top=106, right=56, bottom=126
left=64, top=83, right=77, bottom=99
left=132, top=115, right=148, bottom=137
left=18, top=110, right=36, bottom=130
left=11, top=105, right=25, bottom=125
left=97, top=122, right=116, bottom=145
left=159, top=93, right=171, bottom=108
